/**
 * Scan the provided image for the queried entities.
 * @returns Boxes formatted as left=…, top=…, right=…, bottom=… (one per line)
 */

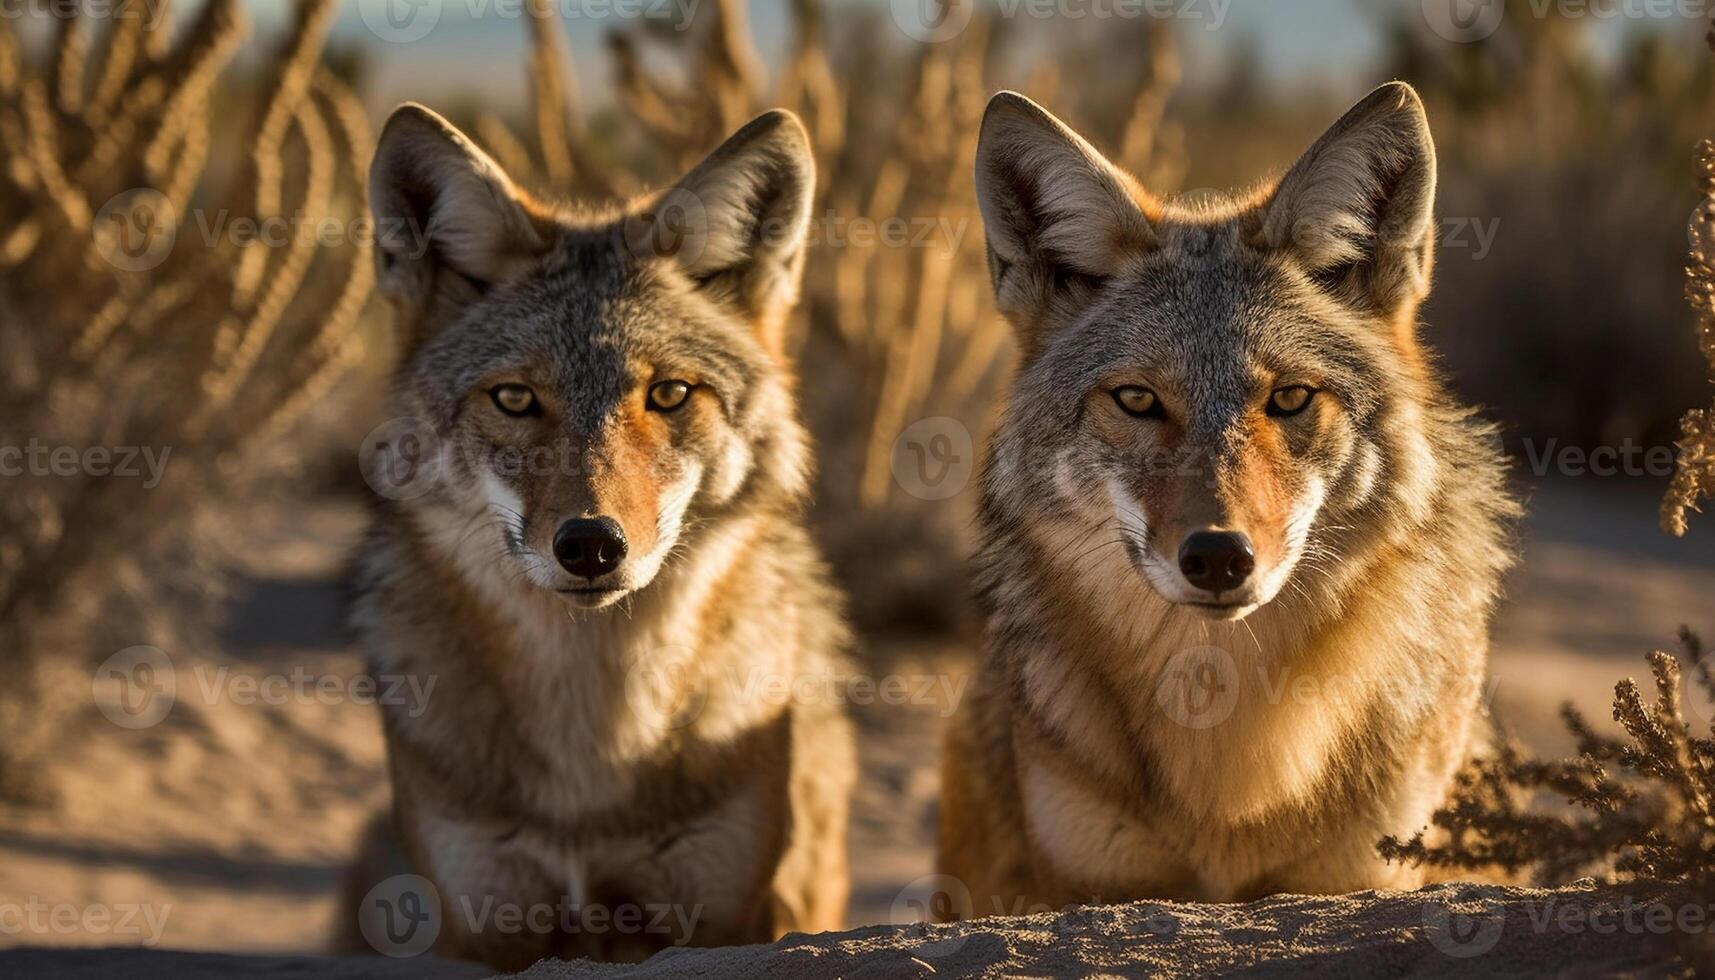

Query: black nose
left=1177, top=531, right=1256, bottom=593
left=553, top=517, right=628, bottom=578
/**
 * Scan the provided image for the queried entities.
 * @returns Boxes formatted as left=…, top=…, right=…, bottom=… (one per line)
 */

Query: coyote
left=937, top=82, right=1518, bottom=915
left=352, top=105, right=853, bottom=968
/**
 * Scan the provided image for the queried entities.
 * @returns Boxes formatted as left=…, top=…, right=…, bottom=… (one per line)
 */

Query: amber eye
left=491, top=383, right=539, bottom=417
left=1113, top=386, right=1162, bottom=419
left=1268, top=386, right=1316, bottom=417
left=647, top=380, right=692, bottom=412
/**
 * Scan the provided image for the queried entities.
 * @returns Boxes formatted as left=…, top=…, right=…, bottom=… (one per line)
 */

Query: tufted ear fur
left=972, top=91, right=1157, bottom=352
left=368, top=103, right=550, bottom=344
left=1255, top=81, right=1438, bottom=316
left=632, top=109, right=816, bottom=353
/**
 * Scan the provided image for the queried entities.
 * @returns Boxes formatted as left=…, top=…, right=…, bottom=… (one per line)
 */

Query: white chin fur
left=611, top=462, right=705, bottom=596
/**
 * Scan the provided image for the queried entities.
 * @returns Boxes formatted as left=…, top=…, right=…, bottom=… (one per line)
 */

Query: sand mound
left=512, top=881, right=1698, bottom=978
left=3, top=881, right=1698, bottom=978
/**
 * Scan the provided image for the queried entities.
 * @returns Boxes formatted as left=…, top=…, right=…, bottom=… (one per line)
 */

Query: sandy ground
left=514, top=879, right=1708, bottom=978
left=0, top=475, right=1710, bottom=968
left=3, top=880, right=1704, bottom=978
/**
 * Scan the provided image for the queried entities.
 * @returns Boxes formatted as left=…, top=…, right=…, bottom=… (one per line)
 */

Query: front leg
left=399, top=809, right=573, bottom=972
left=583, top=777, right=788, bottom=952
left=1015, top=752, right=1202, bottom=906
left=938, top=697, right=1043, bottom=921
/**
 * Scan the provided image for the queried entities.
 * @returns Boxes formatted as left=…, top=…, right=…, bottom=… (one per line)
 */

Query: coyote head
left=975, top=82, right=1446, bottom=622
left=368, top=106, right=814, bottom=610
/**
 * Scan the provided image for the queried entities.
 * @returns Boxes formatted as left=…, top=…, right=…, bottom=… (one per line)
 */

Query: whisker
left=1068, top=538, right=1131, bottom=565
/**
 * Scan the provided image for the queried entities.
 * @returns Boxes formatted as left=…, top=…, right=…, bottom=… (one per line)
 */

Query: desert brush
left=0, top=0, right=373, bottom=801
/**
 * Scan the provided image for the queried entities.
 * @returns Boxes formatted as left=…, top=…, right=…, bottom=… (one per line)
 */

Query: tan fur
left=939, top=84, right=1518, bottom=917
left=350, top=106, right=853, bottom=969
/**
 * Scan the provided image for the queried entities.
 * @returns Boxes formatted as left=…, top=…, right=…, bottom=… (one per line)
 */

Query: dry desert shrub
left=1380, top=630, right=1715, bottom=886
left=0, top=0, right=373, bottom=801
left=1665, top=138, right=1715, bottom=536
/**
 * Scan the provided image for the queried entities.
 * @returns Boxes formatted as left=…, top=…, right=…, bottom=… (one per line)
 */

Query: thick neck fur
left=412, top=468, right=788, bottom=680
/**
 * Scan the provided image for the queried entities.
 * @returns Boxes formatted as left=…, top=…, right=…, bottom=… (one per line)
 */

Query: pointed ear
left=973, top=91, right=1156, bottom=350
left=631, top=109, right=815, bottom=351
left=368, top=104, right=549, bottom=313
left=1256, top=81, right=1437, bottom=314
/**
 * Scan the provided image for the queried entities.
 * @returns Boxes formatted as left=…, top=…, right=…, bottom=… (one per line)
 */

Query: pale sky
left=116, top=0, right=1711, bottom=115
